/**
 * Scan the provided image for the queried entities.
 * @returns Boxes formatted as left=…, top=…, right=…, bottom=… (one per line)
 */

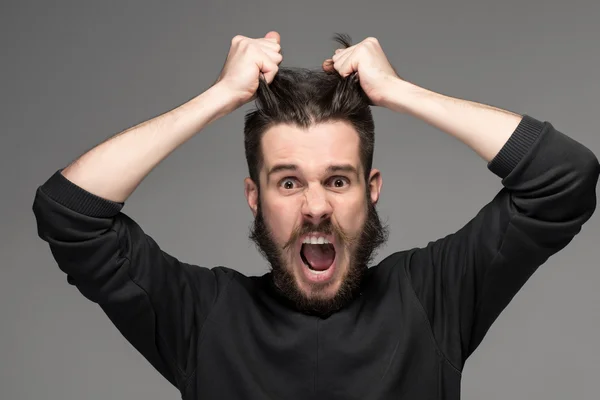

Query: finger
left=332, top=44, right=357, bottom=61
left=264, top=31, right=280, bottom=44
left=260, top=58, right=279, bottom=83
left=332, top=48, right=349, bottom=62
left=257, top=38, right=281, bottom=52
left=333, top=50, right=352, bottom=72
left=322, top=58, right=334, bottom=72
left=335, top=52, right=356, bottom=78
left=262, top=48, right=283, bottom=65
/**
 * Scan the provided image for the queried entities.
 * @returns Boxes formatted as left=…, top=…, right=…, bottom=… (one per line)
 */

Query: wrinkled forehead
left=260, top=121, right=362, bottom=176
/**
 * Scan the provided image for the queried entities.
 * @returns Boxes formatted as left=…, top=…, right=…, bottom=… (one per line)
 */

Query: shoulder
left=202, top=265, right=263, bottom=293
left=369, top=250, right=413, bottom=273
left=365, top=250, right=414, bottom=285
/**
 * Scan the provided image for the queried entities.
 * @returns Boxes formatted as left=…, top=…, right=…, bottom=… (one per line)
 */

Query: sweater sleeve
left=404, top=114, right=600, bottom=371
left=32, top=170, right=233, bottom=389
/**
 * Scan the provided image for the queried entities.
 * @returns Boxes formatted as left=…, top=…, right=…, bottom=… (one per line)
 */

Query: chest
left=184, top=283, right=449, bottom=399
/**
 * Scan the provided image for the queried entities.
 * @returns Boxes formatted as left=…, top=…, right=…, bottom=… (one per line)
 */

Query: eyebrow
left=266, top=163, right=360, bottom=183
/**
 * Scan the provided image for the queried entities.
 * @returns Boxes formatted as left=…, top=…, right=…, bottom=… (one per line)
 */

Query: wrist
left=380, top=77, right=426, bottom=114
left=212, top=82, right=251, bottom=111
left=189, top=83, right=245, bottom=122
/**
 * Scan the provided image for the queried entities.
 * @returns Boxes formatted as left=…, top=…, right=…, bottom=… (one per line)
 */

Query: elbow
left=589, top=151, right=600, bottom=182
left=575, top=149, right=600, bottom=222
left=579, top=147, right=600, bottom=191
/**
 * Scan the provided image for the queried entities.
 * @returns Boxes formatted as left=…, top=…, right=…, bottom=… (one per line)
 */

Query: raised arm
left=403, top=113, right=598, bottom=370
left=382, top=77, right=523, bottom=163
left=32, top=31, right=283, bottom=390
left=323, top=35, right=522, bottom=164
left=62, top=32, right=283, bottom=203
left=325, top=35, right=600, bottom=371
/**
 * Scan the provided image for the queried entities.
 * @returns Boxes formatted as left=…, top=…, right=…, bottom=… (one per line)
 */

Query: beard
left=249, top=190, right=389, bottom=317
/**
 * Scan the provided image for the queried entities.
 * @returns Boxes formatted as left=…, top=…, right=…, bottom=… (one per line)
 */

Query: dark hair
left=243, top=33, right=375, bottom=189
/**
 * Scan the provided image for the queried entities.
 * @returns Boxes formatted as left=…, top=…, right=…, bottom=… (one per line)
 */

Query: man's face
left=245, top=121, right=387, bottom=316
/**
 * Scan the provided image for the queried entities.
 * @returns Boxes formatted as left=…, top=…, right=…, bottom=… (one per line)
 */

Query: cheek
left=263, top=199, right=299, bottom=243
left=334, top=197, right=367, bottom=233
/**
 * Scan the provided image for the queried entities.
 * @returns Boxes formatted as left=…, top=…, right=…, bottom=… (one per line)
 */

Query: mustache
left=282, top=218, right=358, bottom=253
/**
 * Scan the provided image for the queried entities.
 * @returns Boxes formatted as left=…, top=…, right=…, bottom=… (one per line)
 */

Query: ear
left=367, top=168, right=382, bottom=205
left=244, top=177, right=259, bottom=217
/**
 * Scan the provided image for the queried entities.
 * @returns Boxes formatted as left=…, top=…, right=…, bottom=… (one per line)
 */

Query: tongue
left=302, top=244, right=335, bottom=271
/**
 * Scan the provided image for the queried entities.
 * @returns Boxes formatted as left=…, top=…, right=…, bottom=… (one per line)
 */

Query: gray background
left=2, top=0, right=599, bottom=399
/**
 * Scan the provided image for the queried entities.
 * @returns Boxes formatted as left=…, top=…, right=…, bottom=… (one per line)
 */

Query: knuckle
left=231, top=35, right=244, bottom=44
left=365, top=37, right=379, bottom=46
left=240, top=39, right=254, bottom=52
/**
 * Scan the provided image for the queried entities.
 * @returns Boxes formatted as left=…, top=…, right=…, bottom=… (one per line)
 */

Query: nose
left=301, top=184, right=333, bottom=225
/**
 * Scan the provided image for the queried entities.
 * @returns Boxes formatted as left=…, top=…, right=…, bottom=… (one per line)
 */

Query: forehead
left=260, top=121, right=361, bottom=173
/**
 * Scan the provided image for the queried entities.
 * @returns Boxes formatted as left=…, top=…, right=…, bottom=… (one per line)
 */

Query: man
left=32, top=31, right=599, bottom=399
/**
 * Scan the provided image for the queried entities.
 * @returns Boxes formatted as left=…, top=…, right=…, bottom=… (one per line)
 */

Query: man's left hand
left=322, top=37, right=401, bottom=107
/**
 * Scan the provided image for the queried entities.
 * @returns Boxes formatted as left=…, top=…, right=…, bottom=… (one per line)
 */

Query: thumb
left=261, top=58, right=279, bottom=84
left=264, top=31, right=280, bottom=44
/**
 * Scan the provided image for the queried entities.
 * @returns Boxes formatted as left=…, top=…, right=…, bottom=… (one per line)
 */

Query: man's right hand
left=59, top=32, right=283, bottom=204
left=214, top=31, right=283, bottom=109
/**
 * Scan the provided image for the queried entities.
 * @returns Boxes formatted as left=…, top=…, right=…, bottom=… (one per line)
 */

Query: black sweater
left=32, top=115, right=599, bottom=400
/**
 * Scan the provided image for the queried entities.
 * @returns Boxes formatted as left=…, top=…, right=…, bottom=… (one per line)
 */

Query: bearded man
left=32, top=31, right=599, bottom=399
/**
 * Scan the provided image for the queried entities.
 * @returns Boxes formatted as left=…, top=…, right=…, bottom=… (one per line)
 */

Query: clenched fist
left=214, top=31, right=283, bottom=108
left=323, top=37, right=401, bottom=107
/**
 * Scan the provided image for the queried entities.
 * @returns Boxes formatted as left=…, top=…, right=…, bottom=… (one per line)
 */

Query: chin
left=297, top=275, right=343, bottom=301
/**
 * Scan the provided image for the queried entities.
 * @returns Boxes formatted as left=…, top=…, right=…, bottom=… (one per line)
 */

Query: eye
left=279, top=177, right=299, bottom=190
left=328, top=176, right=350, bottom=188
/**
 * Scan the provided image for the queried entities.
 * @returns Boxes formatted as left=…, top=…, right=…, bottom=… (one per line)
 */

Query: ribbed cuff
left=39, top=169, right=124, bottom=218
left=487, top=114, right=546, bottom=179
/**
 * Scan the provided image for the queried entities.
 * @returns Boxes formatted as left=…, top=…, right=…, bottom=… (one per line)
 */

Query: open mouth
left=298, top=235, right=337, bottom=282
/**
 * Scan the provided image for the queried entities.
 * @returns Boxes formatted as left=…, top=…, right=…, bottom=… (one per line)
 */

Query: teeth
left=308, top=268, right=327, bottom=275
left=302, top=236, right=330, bottom=244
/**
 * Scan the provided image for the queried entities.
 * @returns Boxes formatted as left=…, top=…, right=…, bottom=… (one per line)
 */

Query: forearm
left=62, top=83, right=236, bottom=203
left=382, top=78, right=523, bottom=163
